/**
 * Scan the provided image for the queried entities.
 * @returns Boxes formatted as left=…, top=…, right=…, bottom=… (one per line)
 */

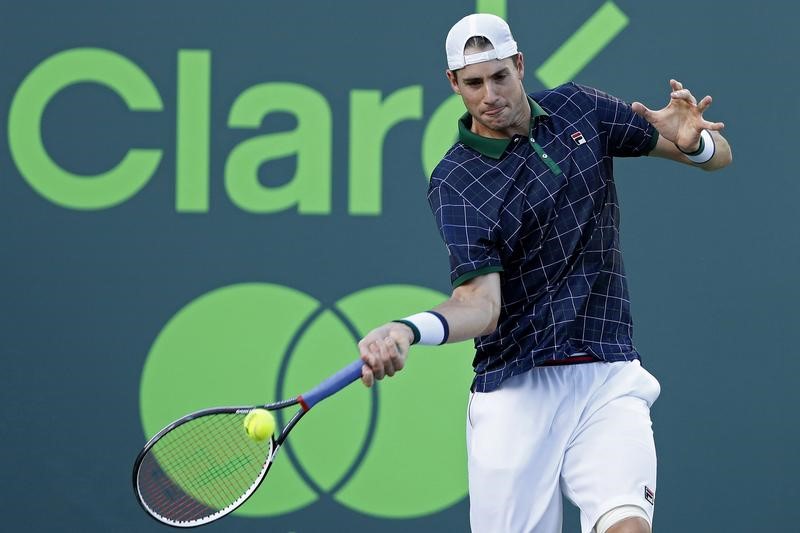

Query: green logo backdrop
left=2, top=0, right=797, bottom=532
left=140, top=284, right=474, bottom=519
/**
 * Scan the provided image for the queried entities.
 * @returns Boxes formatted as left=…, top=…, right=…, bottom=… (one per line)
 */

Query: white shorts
left=466, top=360, right=661, bottom=533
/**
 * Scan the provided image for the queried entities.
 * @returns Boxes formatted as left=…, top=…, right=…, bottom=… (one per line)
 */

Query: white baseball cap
left=445, top=13, right=518, bottom=70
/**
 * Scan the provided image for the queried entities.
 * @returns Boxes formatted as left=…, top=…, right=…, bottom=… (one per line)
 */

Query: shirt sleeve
left=427, top=179, right=504, bottom=287
left=576, top=84, right=659, bottom=157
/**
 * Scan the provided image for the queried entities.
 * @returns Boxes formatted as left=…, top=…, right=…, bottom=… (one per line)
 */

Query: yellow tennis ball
left=243, top=408, right=275, bottom=442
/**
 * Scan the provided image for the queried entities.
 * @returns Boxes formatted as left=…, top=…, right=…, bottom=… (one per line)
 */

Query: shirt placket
left=529, top=119, right=562, bottom=176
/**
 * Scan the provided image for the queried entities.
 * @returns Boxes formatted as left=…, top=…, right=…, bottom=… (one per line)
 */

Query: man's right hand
left=357, top=322, right=414, bottom=387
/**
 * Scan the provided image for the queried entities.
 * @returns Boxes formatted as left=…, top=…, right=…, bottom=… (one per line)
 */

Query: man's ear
left=446, top=69, right=461, bottom=95
left=515, top=52, right=525, bottom=80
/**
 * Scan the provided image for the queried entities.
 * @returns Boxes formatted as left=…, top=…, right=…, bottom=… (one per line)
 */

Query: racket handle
left=299, top=359, right=364, bottom=410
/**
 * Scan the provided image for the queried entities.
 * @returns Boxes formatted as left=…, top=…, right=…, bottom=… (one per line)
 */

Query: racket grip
left=300, top=359, right=364, bottom=410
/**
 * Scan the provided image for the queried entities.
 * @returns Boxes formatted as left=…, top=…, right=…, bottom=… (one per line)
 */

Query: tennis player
left=358, top=13, right=732, bottom=533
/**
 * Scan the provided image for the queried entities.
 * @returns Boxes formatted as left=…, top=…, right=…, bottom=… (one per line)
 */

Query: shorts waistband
left=538, top=353, right=600, bottom=366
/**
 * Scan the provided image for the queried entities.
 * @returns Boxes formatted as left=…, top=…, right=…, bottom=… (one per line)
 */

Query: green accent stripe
left=458, top=114, right=510, bottom=159
left=529, top=139, right=563, bottom=176
left=535, top=1, right=629, bottom=88
left=453, top=266, right=504, bottom=288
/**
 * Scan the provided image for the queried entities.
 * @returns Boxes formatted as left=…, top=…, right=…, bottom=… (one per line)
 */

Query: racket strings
left=136, top=413, right=272, bottom=524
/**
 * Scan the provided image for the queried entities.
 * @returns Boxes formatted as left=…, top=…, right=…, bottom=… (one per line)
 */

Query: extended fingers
left=697, top=94, right=712, bottom=112
left=697, top=95, right=724, bottom=130
left=702, top=119, right=725, bottom=131
left=670, top=88, right=697, bottom=105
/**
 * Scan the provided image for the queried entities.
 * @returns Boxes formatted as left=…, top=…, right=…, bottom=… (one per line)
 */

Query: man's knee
left=604, top=517, right=650, bottom=533
left=595, top=506, right=651, bottom=533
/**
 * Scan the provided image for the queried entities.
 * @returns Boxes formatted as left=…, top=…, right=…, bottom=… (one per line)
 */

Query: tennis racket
left=132, top=358, right=364, bottom=528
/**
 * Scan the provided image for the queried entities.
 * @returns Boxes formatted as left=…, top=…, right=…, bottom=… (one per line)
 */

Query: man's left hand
left=632, top=79, right=724, bottom=152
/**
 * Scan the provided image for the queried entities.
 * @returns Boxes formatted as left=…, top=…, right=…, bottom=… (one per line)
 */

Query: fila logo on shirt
left=571, top=131, right=587, bottom=145
left=644, top=486, right=655, bottom=505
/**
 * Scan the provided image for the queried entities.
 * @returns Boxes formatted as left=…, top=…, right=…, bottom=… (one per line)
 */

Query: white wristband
left=393, top=311, right=450, bottom=345
left=679, top=129, right=715, bottom=164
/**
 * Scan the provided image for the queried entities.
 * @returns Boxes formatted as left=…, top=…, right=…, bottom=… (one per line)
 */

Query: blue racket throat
left=299, top=359, right=364, bottom=411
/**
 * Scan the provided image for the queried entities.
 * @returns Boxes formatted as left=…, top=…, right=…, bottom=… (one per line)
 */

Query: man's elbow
left=717, top=149, right=733, bottom=168
left=702, top=149, right=733, bottom=171
left=702, top=135, right=733, bottom=171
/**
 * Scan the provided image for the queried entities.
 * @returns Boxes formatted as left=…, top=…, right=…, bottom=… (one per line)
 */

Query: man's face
left=446, top=52, right=527, bottom=138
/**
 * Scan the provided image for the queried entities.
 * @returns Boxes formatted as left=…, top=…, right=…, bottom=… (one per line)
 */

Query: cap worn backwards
left=445, top=13, right=518, bottom=70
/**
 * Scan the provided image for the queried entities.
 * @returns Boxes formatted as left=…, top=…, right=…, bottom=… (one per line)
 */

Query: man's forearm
left=430, top=295, right=499, bottom=343
left=429, top=272, right=502, bottom=343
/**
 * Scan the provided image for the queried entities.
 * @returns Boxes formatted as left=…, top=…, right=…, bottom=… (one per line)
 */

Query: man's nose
left=484, top=82, right=500, bottom=104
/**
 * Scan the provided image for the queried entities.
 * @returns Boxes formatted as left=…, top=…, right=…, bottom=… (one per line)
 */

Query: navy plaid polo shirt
left=428, top=83, right=659, bottom=392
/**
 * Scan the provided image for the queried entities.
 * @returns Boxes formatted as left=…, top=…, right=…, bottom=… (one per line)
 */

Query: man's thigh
left=560, top=362, right=660, bottom=533
left=466, top=369, right=570, bottom=533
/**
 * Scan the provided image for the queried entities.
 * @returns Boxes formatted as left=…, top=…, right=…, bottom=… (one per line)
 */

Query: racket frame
left=132, top=359, right=363, bottom=528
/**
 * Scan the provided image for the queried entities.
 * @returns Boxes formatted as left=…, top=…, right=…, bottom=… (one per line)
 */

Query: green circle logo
left=139, top=283, right=474, bottom=519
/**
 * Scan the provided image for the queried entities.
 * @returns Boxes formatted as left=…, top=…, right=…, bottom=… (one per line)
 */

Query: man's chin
left=479, top=115, right=509, bottom=133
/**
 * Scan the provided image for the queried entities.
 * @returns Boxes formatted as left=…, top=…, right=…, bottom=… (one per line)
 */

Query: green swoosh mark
left=476, top=0, right=506, bottom=19
left=535, top=1, right=629, bottom=88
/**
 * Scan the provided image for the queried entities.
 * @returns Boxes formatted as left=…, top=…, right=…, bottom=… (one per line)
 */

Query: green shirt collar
left=458, top=97, right=548, bottom=159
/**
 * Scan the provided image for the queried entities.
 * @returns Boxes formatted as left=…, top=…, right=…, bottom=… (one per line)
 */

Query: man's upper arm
left=452, top=271, right=501, bottom=305
left=428, top=179, right=504, bottom=287
left=576, top=84, right=658, bottom=158
left=438, top=271, right=502, bottom=339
